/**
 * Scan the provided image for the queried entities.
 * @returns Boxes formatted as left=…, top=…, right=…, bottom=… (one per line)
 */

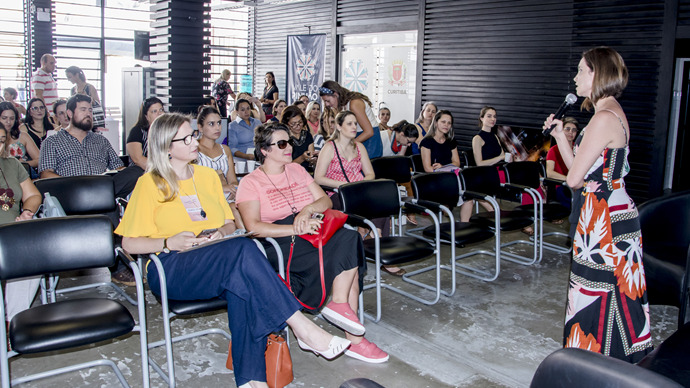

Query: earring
left=168, top=153, right=172, bottom=160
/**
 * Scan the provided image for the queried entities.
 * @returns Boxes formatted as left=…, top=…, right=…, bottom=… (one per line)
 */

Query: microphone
left=543, top=93, right=578, bottom=136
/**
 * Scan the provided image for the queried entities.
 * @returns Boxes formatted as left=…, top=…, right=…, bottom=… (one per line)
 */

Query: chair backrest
left=411, top=172, right=461, bottom=209
left=459, top=166, right=501, bottom=196
left=371, top=156, right=412, bottom=184
left=410, top=154, right=424, bottom=174
left=638, top=190, right=690, bottom=260
left=502, top=161, right=542, bottom=189
left=0, top=215, right=115, bottom=281
left=339, top=179, right=400, bottom=219
left=34, top=175, right=119, bottom=226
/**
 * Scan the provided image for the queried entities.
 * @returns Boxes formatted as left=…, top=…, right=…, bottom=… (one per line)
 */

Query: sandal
left=405, top=214, right=418, bottom=226
left=521, top=226, right=535, bottom=236
left=381, top=266, right=407, bottom=277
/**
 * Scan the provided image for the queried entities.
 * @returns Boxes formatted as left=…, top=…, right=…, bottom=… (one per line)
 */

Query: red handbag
left=286, top=208, right=348, bottom=310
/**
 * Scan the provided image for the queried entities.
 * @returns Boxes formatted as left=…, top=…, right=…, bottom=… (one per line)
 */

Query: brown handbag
left=226, top=333, right=294, bottom=388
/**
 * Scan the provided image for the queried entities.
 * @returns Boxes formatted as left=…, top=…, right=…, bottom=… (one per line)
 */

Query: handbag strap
left=333, top=143, right=350, bottom=183
left=285, top=235, right=326, bottom=310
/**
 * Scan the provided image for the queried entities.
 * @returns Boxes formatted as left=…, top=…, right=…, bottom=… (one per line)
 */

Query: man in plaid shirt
left=39, top=94, right=136, bottom=199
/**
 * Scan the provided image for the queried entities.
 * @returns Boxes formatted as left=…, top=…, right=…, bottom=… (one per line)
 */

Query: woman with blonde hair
left=313, top=107, right=336, bottom=152
left=212, top=69, right=236, bottom=118
left=306, top=101, right=321, bottom=135
left=411, top=101, right=437, bottom=155
left=116, top=113, right=351, bottom=387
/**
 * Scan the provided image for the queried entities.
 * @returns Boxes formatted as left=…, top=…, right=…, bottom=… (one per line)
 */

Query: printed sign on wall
left=286, top=34, right=326, bottom=104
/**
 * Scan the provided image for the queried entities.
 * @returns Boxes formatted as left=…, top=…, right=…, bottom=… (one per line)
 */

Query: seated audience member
left=196, top=106, right=244, bottom=229
left=49, top=99, right=69, bottom=134
left=38, top=94, right=136, bottom=199
left=314, top=107, right=336, bottom=152
left=377, top=107, right=391, bottom=132
left=319, top=80, right=382, bottom=159
left=225, top=98, right=260, bottom=161
left=116, top=113, right=351, bottom=387
left=411, top=101, right=437, bottom=155
left=421, top=110, right=473, bottom=222
left=0, top=102, right=40, bottom=171
left=127, top=97, right=165, bottom=171
left=0, top=124, right=42, bottom=338
left=293, top=99, right=307, bottom=116
left=546, top=117, right=578, bottom=210
left=472, top=106, right=504, bottom=166
left=270, top=99, right=287, bottom=122
left=230, top=92, right=266, bottom=123
left=298, top=94, right=310, bottom=105
left=236, top=122, right=389, bottom=363
left=314, top=111, right=400, bottom=276
left=3, top=87, right=26, bottom=117
left=306, top=101, right=321, bottom=136
left=281, top=105, right=315, bottom=170
left=20, top=97, right=53, bottom=149
left=381, top=120, right=419, bottom=157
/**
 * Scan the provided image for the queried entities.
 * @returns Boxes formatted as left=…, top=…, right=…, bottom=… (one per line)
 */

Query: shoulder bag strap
left=286, top=236, right=326, bottom=310
left=333, top=143, right=350, bottom=182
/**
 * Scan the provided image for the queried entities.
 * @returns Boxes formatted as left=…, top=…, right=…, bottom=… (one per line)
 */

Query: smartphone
left=311, top=213, right=324, bottom=221
left=197, top=228, right=218, bottom=238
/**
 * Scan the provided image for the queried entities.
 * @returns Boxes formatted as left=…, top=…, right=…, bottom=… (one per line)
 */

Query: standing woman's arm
left=349, top=99, right=374, bottom=143
left=88, top=84, right=101, bottom=105
left=358, top=143, right=375, bottom=180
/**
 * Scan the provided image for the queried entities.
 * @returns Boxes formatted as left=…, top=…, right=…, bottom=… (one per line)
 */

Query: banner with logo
left=286, top=34, right=326, bottom=104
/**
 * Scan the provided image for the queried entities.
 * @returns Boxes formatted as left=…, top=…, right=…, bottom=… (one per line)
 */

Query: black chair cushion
left=471, top=210, right=534, bottom=231
left=515, top=203, right=570, bottom=222
left=422, top=222, right=495, bottom=247
left=155, top=295, right=228, bottom=316
left=9, top=298, right=134, bottom=354
left=363, top=236, right=435, bottom=266
left=637, top=321, right=690, bottom=386
left=371, top=156, right=411, bottom=184
left=530, top=348, right=682, bottom=388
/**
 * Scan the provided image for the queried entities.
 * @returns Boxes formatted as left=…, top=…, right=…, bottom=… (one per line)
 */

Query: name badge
left=180, top=194, right=206, bottom=221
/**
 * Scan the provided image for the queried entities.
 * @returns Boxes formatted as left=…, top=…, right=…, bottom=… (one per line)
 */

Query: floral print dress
left=564, top=109, right=653, bottom=363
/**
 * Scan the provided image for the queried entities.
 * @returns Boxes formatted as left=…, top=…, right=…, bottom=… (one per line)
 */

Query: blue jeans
left=147, top=237, right=302, bottom=386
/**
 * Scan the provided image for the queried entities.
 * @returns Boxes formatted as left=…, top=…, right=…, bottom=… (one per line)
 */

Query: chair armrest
left=462, top=190, right=489, bottom=201
left=344, top=213, right=369, bottom=229
left=320, top=184, right=338, bottom=193
left=402, top=200, right=430, bottom=215
left=543, top=177, right=566, bottom=187
left=415, top=199, right=444, bottom=213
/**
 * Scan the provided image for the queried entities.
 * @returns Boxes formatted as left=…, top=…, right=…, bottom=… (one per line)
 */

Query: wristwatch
left=162, top=237, right=170, bottom=253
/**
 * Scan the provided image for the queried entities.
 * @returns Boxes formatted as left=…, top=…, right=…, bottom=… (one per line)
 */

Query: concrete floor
left=6, top=216, right=679, bottom=388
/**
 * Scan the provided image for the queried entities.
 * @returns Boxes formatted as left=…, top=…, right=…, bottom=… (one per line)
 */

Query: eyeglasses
left=564, top=126, right=578, bottom=133
left=268, top=138, right=294, bottom=149
left=30, top=106, right=46, bottom=112
left=287, top=120, right=303, bottom=128
left=170, top=130, right=200, bottom=145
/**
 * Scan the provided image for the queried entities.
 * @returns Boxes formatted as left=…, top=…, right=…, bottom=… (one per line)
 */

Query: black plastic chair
left=463, top=165, right=540, bottom=267
left=533, top=161, right=573, bottom=253
left=0, top=215, right=149, bottom=388
left=371, top=155, right=414, bottom=234
left=339, top=179, right=441, bottom=323
left=405, top=172, right=498, bottom=292
left=409, top=154, right=424, bottom=174
left=34, top=175, right=135, bottom=305
left=638, top=190, right=690, bottom=328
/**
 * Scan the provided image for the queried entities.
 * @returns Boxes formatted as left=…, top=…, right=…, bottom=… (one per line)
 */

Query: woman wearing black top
left=126, top=97, right=164, bottom=170
left=281, top=105, right=316, bottom=170
left=420, top=110, right=460, bottom=172
left=471, top=106, right=505, bottom=166
left=20, top=98, right=53, bottom=149
left=260, top=72, right=279, bottom=117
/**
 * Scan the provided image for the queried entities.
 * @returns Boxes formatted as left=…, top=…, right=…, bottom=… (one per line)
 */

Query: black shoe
left=111, top=269, right=136, bottom=287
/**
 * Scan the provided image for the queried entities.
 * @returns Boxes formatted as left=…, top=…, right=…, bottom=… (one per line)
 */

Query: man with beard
left=38, top=94, right=136, bottom=198
left=38, top=94, right=139, bottom=285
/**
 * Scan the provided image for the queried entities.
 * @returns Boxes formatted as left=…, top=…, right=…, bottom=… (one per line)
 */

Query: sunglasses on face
left=170, top=130, right=200, bottom=145
left=269, top=138, right=294, bottom=149
left=30, top=106, right=46, bottom=112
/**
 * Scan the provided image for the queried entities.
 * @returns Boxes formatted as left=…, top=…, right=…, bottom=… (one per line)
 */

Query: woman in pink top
left=236, top=122, right=389, bottom=364
left=314, top=111, right=400, bottom=276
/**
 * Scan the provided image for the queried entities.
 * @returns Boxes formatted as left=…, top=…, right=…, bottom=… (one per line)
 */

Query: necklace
left=0, top=163, right=16, bottom=212
left=186, top=165, right=206, bottom=218
left=261, top=166, right=298, bottom=215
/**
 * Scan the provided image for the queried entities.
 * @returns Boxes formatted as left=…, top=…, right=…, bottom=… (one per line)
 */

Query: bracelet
left=21, top=208, right=34, bottom=214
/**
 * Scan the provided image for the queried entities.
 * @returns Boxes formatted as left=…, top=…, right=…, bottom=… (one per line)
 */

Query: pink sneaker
left=345, top=338, right=389, bottom=363
left=321, top=302, right=365, bottom=336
